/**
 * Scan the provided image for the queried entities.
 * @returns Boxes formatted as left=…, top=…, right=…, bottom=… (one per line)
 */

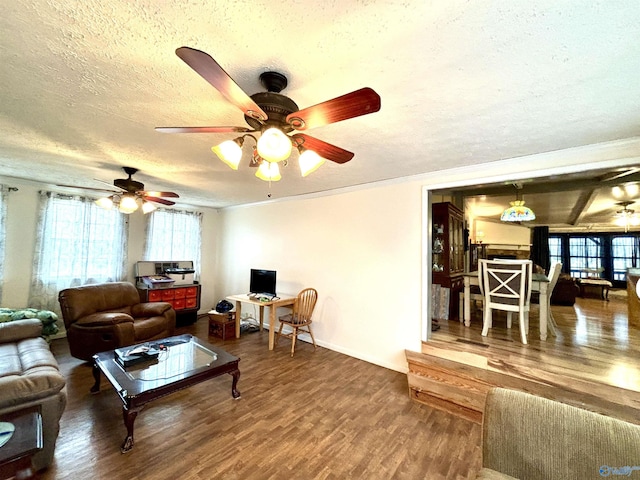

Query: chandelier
left=211, top=129, right=325, bottom=182
left=500, top=186, right=536, bottom=222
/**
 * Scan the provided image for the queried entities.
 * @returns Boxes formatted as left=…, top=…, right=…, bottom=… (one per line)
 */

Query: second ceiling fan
left=156, top=46, right=381, bottom=180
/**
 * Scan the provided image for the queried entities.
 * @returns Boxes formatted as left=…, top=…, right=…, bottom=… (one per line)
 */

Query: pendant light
left=501, top=185, right=535, bottom=222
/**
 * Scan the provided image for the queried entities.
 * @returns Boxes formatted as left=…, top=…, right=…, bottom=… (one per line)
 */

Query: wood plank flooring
left=408, top=291, right=640, bottom=424
left=42, top=318, right=481, bottom=480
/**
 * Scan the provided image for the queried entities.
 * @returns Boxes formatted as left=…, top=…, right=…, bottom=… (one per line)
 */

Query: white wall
left=3, top=137, right=638, bottom=373
left=216, top=181, right=425, bottom=372
left=1, top=179, right=220, bottom=329
left=474, top=219, right=531, bottom=247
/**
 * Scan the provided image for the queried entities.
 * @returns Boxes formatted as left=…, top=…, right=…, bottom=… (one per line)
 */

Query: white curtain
left=0, top=185, right=9, bottom=303
left=29, top=191, right=128, bottom=316
left=144, top=208, right=202, bottom=277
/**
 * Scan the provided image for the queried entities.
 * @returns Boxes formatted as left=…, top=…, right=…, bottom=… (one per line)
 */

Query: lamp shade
left=255, top=161, right=281, bottom=182
left=257, top=128, right=291, bottom=162
left=118, top=195, right=139, bottom=214
left=142, top=201, right=157, bottom=214
left=212, top=139, right=243, bottom=170
left=299, top=149, right=325, bottom=177
left=95, top=196, right=114, bottom=209
left=500, top=200, right=535, bottom=222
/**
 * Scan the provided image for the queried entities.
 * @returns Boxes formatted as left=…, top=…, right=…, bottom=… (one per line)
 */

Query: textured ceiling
left=2, top=1, right=640, bottom=208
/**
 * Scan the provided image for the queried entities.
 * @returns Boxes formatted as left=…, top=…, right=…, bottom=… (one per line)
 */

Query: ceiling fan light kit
left=54, top=166, right=179, bottom=215
left=614, top=201, right=639, bottom=232
left=156, top=46, right=381, bottom=187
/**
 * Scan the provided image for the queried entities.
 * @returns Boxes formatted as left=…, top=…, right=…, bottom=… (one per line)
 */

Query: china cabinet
left=432, top=202, right=464, bottom=320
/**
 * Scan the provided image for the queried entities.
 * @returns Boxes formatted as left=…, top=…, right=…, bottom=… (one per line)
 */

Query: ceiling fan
left=156, top=46, right=381, bottom=180
left=57, top=167, right=179, bottom=214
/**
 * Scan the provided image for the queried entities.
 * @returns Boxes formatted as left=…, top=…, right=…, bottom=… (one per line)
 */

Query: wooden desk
left=462, top=272, right=550, bottom=340
left=227, top=294, right=296, bottom=350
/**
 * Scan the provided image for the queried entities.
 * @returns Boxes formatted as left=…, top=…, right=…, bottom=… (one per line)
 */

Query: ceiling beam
left=568, top=189, right=597, bottom=226
left=447, top=170, right=640, bottom=198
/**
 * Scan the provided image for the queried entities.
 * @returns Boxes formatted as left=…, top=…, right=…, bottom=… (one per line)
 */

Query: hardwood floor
left=407, top=290, right=640, bottom=424
left=42, top=318, right=481, bottom=480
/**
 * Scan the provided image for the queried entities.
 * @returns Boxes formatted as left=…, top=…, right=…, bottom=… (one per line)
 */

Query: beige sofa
left=477, top=388, right=640, bottom=479
left=0, top=319, right=67, bottom=472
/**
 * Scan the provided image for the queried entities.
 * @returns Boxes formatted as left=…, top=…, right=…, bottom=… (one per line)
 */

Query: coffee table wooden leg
left=121, top=406, right=143, bottom=453
left=90, top=363, right=101, bottom=394
left=230, top=369, right=241, bottom=399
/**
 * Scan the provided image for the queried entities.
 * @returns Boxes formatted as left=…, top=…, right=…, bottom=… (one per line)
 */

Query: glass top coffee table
left=91, top=334, right=240, bottom=453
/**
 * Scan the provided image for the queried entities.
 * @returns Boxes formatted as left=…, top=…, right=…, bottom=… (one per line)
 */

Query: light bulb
left=142, top=201, right=157, bottom=214
left=257, top=128, right=291, bottom=162
left=212, top=139, right=243, bottom=169
left=95, top=197, right=114, bottom=209
left=118, top=195, right=139, bottom=214
left=255, top=161, right=281, bottom=182
left=299, top=149, right=325, bottom=177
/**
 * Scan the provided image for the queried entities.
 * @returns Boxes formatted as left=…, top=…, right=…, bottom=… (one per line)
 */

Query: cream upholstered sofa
left=0, top=318, right=67, bottom=472
left=477, top=388, right=640, bottom=479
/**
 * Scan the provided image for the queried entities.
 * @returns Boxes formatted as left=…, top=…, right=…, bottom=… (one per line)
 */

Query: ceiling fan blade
left=155, top=126, right=254, bottom=134
left=176, top=46, right=268, bottom=122
left=292, top=134, right=354, bottom=164
left=55, top=184, right=119, bottom=194
left=140, top=191, right=180, bottom=198
left=287, top=87, right=381, bottom=131
left=144, top=196, right=176, bottom=206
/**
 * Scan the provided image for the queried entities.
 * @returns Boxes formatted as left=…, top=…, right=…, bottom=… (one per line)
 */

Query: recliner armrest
left=131, top=302, right=173, bottom=318
left=0, top=319, right=43, bottom=344
left=74, top=312, right=134, bottom=327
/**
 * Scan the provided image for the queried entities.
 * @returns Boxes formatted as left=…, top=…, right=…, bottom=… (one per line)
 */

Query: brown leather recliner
left=58, top=282, right=176, bottom=361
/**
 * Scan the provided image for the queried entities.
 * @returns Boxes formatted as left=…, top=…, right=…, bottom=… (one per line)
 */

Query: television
left=249, top=269, right=277, bottom=297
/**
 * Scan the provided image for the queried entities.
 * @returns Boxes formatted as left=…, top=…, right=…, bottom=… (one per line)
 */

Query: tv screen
left=249, top=269, right=277, bottom=297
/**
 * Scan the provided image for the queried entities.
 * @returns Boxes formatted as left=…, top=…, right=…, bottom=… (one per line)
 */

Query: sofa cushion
left=0, top=337, right=65, bottom=409
left=75, top=312, right=134, bottom=327
left=0, top=318, right=42, bottom=344
left=133, top=316, right=171, bottom=341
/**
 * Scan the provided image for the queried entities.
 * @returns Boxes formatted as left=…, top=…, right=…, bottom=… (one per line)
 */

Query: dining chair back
left=275, top=288, right=318, bottom=356
left=545, top=262, right=562, bottom=336
left=480, top=259, right=533, bottom=344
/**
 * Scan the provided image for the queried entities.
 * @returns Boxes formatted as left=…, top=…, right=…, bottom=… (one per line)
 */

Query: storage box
left=208, top=311, right=236, bottom=340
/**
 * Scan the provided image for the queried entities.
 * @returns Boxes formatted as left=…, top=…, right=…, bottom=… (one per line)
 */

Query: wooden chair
left=480, top=259, right=532, bottom=344
left=459, top=260, right=485, bottom=326
left=544, top=261, right=562, bottom=336
left=275, top=288, right=318, bottom=356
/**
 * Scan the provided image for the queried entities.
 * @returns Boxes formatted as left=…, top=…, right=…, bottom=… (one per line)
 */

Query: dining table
left=462, top=271, right=551, bottom=340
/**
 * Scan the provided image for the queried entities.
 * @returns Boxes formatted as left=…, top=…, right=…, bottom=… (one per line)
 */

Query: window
left=144, top=208, right=202, bottom=276
left=568, top=236, right=604, bottom=278
left=548, top=236, right=562, bottom=265
left=29, top=192, right=127, bottom=312
left=611, top=236, right=640, bottom=281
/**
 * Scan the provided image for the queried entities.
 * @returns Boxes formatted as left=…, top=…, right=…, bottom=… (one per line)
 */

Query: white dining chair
left=544, top=262, right=562, bottom=336
left=480, top=259, right=533, bottom=344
